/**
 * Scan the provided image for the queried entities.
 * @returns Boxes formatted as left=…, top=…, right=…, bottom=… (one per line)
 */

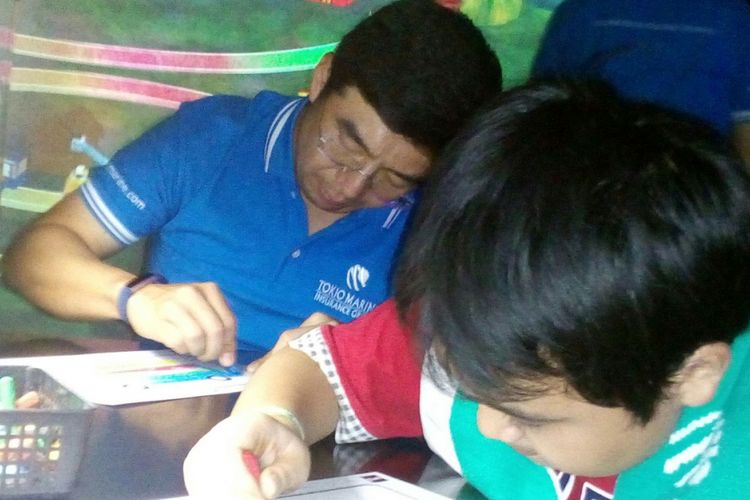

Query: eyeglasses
left=316, top=117, right=422, bottom=201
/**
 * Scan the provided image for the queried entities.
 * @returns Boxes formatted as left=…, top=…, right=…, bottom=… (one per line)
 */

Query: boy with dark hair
left=184, top=80, right=750, bottom=499
left=3, top=0, right=501, bottom=364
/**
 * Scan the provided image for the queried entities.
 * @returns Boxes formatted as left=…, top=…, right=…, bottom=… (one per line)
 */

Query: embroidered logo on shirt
left=346, top=264, right=370, bottom=291
left=106, top=163, right=146, bottom=210
left=313, top=279, right=377, bottom=320
left=663, top=411, right=723, bottom=489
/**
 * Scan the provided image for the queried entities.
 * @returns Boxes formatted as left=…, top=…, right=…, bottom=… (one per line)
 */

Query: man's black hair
left=324, top=0, right=502, bottom=152
left=395, top=80, right=750, bottom=422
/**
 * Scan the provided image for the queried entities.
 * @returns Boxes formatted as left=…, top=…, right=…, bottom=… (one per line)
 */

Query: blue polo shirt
left=532, top=0, right=750, bottom=136
left=80, top=91, right=414, bottom=351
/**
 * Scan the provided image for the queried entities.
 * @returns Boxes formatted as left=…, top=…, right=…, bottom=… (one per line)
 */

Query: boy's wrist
left=253, top=405, right=306, bottom=442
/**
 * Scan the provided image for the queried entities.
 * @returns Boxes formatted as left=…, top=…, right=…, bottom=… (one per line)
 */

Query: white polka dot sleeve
left=288, top=327, right=377, bottom=443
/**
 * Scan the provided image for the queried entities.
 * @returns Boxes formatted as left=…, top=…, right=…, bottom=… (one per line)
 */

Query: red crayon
left=242, top=450, right=261, bottom=480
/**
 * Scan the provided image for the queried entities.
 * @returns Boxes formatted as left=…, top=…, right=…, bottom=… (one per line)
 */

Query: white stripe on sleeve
left=80, top=182, right=139, bottom=245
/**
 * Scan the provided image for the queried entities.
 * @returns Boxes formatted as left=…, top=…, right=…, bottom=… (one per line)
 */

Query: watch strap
left=117, top=273, right=166, bottom=323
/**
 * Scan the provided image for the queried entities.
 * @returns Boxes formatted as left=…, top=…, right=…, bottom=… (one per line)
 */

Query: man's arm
left=184, top=346, right=339, bottom=498
left=2, top=193, right=237, bottom=363
left=3, top=193, right=132, bottom=319
left=734, top=121, right=750, bottom=169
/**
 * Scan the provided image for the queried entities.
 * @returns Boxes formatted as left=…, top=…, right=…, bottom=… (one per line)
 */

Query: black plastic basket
left=0, top=366, right=94, bottom=497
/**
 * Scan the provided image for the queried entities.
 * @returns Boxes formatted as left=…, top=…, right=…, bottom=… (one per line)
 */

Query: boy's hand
left=127, top=282, right=237, bottom=365
left=247, top=312, right=338, bottom=374
left=184, top=412, right=311, bottom=499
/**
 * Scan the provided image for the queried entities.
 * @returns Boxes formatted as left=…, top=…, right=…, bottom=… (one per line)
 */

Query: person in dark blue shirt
left=533, top=0, right=750, bottom=166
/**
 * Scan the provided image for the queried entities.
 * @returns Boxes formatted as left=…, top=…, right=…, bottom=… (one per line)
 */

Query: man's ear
left=674, top=342, right=732, bottom=407
left=308, top=52, right=334, bottom=103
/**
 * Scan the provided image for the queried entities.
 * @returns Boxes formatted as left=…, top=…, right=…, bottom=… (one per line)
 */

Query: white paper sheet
left=160, top=472, right=451, bottom=499
left=0, top=350, right=248, bottom=406
left=280, top=472, right=451, bottom=499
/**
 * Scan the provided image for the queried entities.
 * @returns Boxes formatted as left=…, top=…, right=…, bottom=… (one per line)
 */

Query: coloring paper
left=0, top=350, right=248, bottom=406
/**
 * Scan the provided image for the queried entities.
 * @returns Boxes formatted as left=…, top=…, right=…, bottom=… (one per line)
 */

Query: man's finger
left=200, top=282, right=237, bottom=365
left=162, top=302, right=210, bottom=357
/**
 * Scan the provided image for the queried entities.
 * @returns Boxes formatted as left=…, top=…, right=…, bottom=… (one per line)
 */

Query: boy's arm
left=184, top=300, right=422, bottom=498
left=232, top=346, right=340, bottom=444
left=184, top=346, right=338, bottom=499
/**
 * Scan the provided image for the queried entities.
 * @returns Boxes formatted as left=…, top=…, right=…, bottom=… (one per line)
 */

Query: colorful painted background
left=0, top=0, right=561, bottom=340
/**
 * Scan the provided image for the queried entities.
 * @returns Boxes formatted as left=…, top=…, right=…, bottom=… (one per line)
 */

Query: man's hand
left=126, top=281, right=237, bottom=365
left=247, top=312, right=338, bottom=373
left=184, top=412, right=311, bottom=499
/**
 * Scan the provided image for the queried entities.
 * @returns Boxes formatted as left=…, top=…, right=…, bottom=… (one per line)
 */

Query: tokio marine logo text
left=346, top=264, right=370, bottom=291
left=313, top=265, right=376, bottom=319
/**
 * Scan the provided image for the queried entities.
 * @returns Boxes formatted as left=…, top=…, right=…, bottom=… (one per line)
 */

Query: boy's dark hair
left=324, top=0, right=502, bottom=152
left=395, top=80, right=750, bottom=423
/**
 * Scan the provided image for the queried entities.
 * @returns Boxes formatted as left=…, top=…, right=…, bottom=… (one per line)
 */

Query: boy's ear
left=674, top=342, right=732, bottom=407
left=308, top=52, right=334, bottom=103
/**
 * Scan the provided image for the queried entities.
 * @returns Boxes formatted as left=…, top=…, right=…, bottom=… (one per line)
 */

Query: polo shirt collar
left=263, top=96, right=307, bottom=182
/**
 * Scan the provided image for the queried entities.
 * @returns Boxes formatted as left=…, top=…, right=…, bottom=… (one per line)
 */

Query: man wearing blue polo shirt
left=2, top=0, right=502, bottom=366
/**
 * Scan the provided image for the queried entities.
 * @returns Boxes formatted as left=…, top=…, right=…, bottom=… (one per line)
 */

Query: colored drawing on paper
left=13, top=351, right=249, bottom=406
left=93, top=355, right=236, bottom=389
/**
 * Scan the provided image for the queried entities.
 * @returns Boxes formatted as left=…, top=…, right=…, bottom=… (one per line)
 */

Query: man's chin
left=312, top=188, right=360, bottom=214
left=314, top=198, right=355, bottom=214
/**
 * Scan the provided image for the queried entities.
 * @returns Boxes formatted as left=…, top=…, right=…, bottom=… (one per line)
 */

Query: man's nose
left=337, top=164, right=377, bottom=199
